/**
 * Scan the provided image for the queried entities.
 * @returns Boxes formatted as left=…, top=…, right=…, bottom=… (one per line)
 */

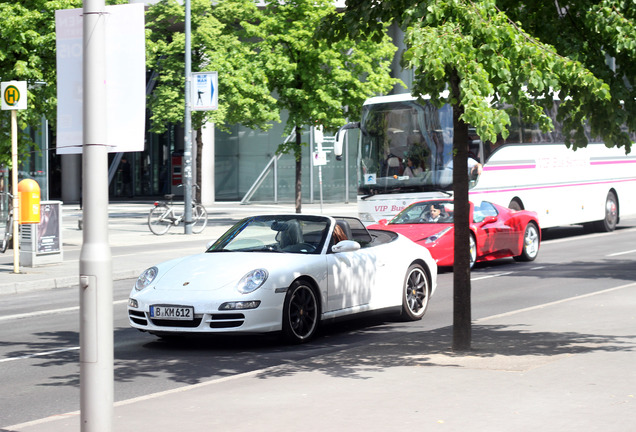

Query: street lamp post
left=183, top=0, right=193, bottom=234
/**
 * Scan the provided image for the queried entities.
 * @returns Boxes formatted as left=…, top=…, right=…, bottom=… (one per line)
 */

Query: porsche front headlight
left=237, top=269, right=268, bottom=294
left=135, top=266, right=158, bottom=291
left=424, top=227, right=452, bottom=243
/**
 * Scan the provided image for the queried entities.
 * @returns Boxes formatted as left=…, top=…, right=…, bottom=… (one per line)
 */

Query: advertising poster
left=37, top=202, right=60, bottom=254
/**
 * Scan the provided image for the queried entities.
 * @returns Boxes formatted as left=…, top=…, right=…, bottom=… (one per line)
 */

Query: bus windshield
left=358, top=98, right=459, bottom=195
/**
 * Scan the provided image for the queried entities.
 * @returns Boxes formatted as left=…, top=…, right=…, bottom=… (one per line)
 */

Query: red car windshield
left=390, top=201, right=455, bottom=224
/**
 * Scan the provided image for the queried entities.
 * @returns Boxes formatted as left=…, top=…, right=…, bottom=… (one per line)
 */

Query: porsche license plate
left=150, top=305, right=194, bottom=320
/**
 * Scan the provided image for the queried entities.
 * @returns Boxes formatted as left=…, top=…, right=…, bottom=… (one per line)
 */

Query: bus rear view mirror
left=334, top=122, right=360, bottom=160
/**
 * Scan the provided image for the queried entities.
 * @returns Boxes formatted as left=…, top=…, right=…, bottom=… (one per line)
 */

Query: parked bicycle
left=1, top=192, right=13, bottom=253
left=147, top=186, right=208, bottom=235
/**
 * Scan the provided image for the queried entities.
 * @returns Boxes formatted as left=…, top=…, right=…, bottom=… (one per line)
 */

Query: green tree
left=497, top=0, right=636, bottom=149
left=145, top=0, right=279, bottom=195
left=329, top=0, right=622, bottom=350
left=255, top=0, right=400, bottom=213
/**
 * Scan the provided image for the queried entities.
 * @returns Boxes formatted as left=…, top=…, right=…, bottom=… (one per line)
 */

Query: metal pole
left=274, top=156, right=278, bottom=203
left=183, top=0, right=193, bottom=234
left=344, top=132, right=349, bottom=204
left=318, top=165, right=323, bottom=213
left=11, top=109, right=19, bottom=274
left=80, top=1, right=113, bottom=431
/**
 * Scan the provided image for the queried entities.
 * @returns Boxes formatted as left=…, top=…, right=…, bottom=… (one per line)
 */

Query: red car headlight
left=423, top=227, right=452, bottom=243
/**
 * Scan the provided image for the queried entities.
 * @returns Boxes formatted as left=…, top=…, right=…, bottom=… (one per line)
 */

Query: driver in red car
left=423, top=204, right=443, bottom=223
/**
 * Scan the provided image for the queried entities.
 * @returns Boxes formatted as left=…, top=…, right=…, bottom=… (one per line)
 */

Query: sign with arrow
left=191, top=71, right=218, bottom=111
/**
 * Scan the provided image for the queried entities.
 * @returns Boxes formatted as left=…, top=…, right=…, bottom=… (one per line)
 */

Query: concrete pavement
left=1, top=201, right=635, bottom=432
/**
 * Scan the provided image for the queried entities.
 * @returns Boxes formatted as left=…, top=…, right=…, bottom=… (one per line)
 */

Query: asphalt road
left=1, top=218, right=636, bottom=427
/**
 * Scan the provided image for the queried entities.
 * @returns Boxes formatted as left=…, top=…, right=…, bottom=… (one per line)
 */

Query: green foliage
left=403, top=0, right=615, bottom=150
left=145, top=0, right=279, bottom=134
left=497, top=0, right=636, bottom=151
left=333, top=0, right=633, bottom=153
left=257, top=0, right=400, bottom=140
left=249, top=0, right=399, bottom=210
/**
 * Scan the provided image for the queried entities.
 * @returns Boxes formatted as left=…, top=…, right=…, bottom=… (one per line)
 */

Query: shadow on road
left=7, top=317, right=634, bottom=387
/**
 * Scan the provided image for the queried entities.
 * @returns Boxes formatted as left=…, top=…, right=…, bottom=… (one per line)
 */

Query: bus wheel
left=508, top=199, right=523, bottom=211
left=595, top=191, right=618, bottom=232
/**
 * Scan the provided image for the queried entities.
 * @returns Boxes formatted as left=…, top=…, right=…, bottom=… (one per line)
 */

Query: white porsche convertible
left=128, top=214, right=438, bottom=343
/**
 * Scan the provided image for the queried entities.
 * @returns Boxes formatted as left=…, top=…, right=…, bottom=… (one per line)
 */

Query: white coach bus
left=337, top=93, right=636, bottom=231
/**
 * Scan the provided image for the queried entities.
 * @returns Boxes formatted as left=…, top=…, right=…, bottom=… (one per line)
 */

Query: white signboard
left=1, top=81, right=27, bottom=110
left=313, top=151, right=327, bottom=166
left=191, top=72, right=218, bottom=111
left=55, top=3, right=146, bottom=154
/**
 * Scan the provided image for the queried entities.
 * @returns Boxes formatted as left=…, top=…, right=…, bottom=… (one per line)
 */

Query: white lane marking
left=475, top=281, right=636, bottom=323
left=471, top=272, right=513, bottom=281
left=606, top=249, right=636, bottom=257
left=0, top=299, right=129, bottom=363
left=0, top=299, right=128, bottom=322
left=0, top=347, right=80, bottom=363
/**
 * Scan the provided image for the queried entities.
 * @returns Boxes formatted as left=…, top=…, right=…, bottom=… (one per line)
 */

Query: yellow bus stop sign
left=1, top=81, right=28, bottom=110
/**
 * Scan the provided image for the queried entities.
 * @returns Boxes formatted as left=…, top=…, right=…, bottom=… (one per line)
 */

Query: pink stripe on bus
left=471, top=177, right=636, bottom=195
left=590, top=160, right=636, bottom=165
left=483, top=165, right=535, bottom=171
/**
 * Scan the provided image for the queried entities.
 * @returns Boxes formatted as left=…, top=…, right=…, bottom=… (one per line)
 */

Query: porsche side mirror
left=331, top=240, right=361, bottom=253
left=379, top=219, right=388, bottom=226
left=482, top=216, right=497, bottom=224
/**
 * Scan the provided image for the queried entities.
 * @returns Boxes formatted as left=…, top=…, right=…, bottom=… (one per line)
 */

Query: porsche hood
left=149, top=252, right=320, bottom=292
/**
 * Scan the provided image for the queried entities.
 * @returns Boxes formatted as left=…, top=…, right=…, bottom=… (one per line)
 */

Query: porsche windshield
left=207, top=215, right=330, bottom=254
left=358, top=99, right=455, bottom=195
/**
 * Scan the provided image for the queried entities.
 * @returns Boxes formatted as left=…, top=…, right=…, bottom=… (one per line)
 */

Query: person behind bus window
left=403, top=157, right=423, bottom=178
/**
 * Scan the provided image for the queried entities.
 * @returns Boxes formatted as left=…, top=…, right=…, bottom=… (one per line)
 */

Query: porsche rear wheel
left=514, top=222, right=540, bottom=262
left=401, top=264, right=430, bottom=321
left=283, top=281, right=319, bottom=343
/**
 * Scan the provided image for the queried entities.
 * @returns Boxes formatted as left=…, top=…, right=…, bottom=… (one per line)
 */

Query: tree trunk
left=450, top=69, right=472, bottom=351
left=295, top=127, right=302, bottom=214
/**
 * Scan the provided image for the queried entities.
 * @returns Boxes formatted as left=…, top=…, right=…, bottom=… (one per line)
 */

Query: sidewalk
left=0, top=201, right=358, bottom=296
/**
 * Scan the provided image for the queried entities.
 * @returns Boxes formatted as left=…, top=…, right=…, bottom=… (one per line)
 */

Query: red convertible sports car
left=368, top=199, right=541, bottom=267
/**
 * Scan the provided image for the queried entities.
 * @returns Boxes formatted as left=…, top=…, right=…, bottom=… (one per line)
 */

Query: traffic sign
left=1, top=81, right=27, bottom=110
left=191, top=71, right=218, bottom=111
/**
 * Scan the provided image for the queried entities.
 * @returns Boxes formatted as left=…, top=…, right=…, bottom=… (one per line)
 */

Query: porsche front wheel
left=402, top=264, right=430, bottom=321
left=282, top=281, right=319, bottom=343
